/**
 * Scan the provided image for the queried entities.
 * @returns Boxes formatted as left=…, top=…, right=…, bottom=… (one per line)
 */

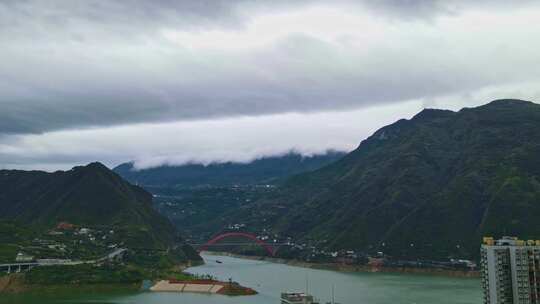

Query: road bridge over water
left=191, top=232, right=292, bottom=256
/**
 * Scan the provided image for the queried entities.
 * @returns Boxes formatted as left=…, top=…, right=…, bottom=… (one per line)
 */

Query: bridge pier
left=7, top=265, right=10, bottom=274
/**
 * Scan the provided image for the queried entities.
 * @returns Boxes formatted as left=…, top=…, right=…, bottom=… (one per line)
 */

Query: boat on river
left=280, top=292, right=320, bottom=304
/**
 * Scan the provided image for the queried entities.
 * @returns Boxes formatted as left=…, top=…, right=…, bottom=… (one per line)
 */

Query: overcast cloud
left=1, top=1, right=539, bottom=170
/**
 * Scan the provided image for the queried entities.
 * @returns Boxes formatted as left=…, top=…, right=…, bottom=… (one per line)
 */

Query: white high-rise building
left=481, top=236, right=540, bottom=304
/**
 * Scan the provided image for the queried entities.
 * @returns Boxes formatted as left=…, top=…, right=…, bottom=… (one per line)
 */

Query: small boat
left=280, top=292, right=319, bottom=304
left=215, top=260, right=223, bottom=264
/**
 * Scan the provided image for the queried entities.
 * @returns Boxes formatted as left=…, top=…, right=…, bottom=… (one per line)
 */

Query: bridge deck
left=191, top=243, right=289, bottom=246
left=0, top=263, right=39, bottom=267
left=1, top=247, right=127, bottom=273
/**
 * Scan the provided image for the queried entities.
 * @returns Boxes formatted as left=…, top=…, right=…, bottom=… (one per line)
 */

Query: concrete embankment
left=150, top=280, right=224, bottom=293
left=203, top=251, right=480, bottom=278
left=150, top=279, right=257, bottom=296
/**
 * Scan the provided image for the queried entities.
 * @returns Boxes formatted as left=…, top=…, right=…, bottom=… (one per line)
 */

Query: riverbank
left=0, top=274, right=139, bottom=294
left=0, top=260, right=202, bottom=294
left=203, top=251, right=480, bottom=278
left=0, top=253, right=482, bottom=304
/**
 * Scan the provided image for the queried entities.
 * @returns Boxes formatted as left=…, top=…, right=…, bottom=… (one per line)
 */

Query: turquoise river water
left=1, top=253, right=482, bottom=304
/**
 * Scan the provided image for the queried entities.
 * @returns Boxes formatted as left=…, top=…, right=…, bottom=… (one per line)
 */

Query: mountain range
left=223, top=99, right=540, bottom=260
left=114, top=151, right=346, bottom=187
left=7, top=99, right=538, bottom=262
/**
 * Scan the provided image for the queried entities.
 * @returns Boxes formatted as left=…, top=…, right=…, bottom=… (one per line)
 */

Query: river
left=1, top=253, right=482, bottom=304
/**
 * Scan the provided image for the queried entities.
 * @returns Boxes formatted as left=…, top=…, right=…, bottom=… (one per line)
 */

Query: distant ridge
left=114, top=151, right=346, bottom=187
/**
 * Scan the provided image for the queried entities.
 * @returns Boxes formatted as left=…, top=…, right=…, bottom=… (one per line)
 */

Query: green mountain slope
left=237, top=99, right=540, bottom=260
left=0, top=162, right=197, bottom=255
left=113, top=151, right=346, bottom=187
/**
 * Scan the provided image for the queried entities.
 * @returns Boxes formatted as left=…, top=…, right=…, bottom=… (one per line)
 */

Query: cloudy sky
left=1, top=1, right=540, bottom=171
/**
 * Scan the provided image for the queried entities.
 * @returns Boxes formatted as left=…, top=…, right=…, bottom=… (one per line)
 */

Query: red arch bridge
left=191, top=232, right=289, bottom=257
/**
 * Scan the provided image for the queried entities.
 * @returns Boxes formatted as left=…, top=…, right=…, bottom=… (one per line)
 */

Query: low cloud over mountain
left=1, top=1, right=539, bottom=169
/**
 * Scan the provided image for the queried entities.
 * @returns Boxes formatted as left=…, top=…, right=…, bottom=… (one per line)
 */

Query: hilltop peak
left=484, top=99, right=534, bottom=107
left=71, top=162, right=110, bottom=173
left=85, top=162, right=110, bottom=171
left=412, top=108, right=455, bottom=121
